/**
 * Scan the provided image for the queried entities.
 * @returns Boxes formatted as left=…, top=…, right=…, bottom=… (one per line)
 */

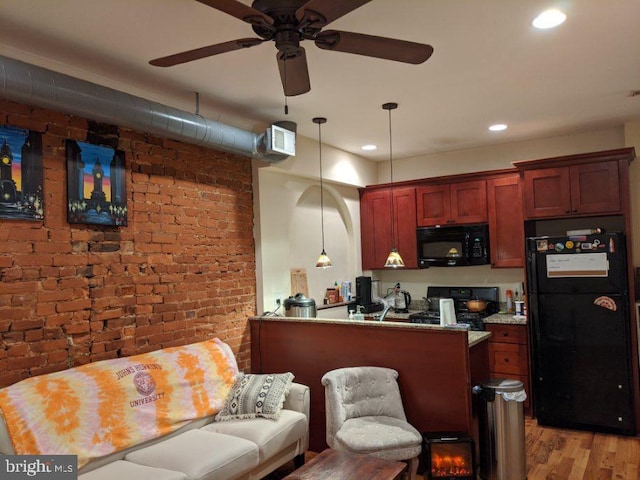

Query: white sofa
left=0, top=339, right=310, bottom=480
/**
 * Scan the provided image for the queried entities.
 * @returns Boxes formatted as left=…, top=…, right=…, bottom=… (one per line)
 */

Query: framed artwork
left=0, top=125, right=44, bottom=221
left=66, top=140, right=127, bottom=226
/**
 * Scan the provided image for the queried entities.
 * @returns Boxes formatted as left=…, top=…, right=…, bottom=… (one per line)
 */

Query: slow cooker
left=284, top=293, right=317, bottom=318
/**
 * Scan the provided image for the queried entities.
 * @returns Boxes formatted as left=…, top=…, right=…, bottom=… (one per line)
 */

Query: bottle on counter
left=506, top=289, right=514, bottom=313
left=514, top=289, right=524, bottom=316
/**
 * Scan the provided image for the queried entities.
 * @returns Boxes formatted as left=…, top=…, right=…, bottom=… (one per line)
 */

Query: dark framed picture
left=66, top=140, right=127, bottom=226
left=0, top=125, right=44, bottom=221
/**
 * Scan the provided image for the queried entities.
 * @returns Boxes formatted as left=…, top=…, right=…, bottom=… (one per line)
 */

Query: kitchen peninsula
left=249, top=316, right=491, bottom=452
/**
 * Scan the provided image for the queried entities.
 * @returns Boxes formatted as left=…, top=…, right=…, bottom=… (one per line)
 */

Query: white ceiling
left=1, top=0, right=639, bottom=161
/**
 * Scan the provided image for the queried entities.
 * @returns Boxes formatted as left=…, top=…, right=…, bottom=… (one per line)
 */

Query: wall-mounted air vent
left=266, top=124, right=296, bottom=156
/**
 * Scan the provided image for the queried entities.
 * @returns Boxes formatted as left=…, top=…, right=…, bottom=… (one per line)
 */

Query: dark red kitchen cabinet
left=522, top=161, right=620, bottom=219
left=570, top=161, right=620, bottom=215
left=417, top=180, right=487, bottom=226
left=416, top=184, right=450, bottom=226
left=487, top=174, right=524, bottom=268
left=393, top=187, right=418, bottom=269
left=360, top=186, right=417, bottom=269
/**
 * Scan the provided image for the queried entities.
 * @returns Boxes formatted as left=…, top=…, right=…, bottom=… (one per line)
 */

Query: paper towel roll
left=439, top=298, right=456, bottom=326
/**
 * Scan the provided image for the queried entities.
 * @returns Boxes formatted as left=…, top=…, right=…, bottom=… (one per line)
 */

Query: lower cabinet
left=485, top=323, right=532, bottom=416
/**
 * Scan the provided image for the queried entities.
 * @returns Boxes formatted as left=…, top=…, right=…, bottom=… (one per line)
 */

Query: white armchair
left=321, top=366, right=422, bottom=480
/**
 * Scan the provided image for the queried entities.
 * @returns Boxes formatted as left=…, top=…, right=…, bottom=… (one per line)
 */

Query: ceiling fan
left=149, top=0, right=434, bottom=96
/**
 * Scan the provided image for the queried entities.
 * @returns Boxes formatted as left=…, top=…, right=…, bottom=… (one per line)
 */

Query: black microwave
left=417, top=224, right=490, bottom=267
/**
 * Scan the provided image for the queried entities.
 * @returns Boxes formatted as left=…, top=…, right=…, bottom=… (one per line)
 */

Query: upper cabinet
left=521, top=162, right=620, bottom=219
left=417, top=180, right=487, bottom=226
left=513, top=148, right=636, bottom=220
left=487, top=174, right=524, bottom=268
left=360, top=186, right=417, bottom=270
left=359, top=147, right=634, bottom=272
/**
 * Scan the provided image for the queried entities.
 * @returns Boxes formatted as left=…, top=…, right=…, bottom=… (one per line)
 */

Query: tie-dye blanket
left=0, top=338, right=239, bottom=469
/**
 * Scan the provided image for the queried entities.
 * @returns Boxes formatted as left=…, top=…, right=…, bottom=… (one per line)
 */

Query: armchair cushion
left=335, top=415, right=422, bottom=462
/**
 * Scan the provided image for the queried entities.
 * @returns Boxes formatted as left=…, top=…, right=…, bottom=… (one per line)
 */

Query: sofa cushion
left=202, top=409, right=307, bottom=462
left=215, top=373, right=294, bottom=421
left=125, top=429, right=258, bottom=480
left=79, top=460, right=187, bottom=480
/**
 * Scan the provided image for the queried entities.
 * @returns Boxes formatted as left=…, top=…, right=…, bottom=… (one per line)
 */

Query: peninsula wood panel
left=249, top=318, right=484, bottom=453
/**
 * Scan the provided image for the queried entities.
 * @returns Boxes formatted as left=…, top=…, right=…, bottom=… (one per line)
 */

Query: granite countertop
left=484, top=312, right=528, bottom=325
left=383, top=309, right=528, bottom=325
left=250, top=315, right=491, bottom=347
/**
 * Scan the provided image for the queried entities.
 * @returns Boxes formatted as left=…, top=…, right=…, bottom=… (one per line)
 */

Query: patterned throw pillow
left=215, top=372, right=294, bottom=421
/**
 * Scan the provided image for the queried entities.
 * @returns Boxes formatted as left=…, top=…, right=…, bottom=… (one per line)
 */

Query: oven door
left=417, top=227, right=470, bottom=267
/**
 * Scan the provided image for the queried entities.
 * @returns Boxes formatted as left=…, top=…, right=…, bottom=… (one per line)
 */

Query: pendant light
left=313, top=117, right=332, bottom=268
left=383, top=102, right=405, bottom=268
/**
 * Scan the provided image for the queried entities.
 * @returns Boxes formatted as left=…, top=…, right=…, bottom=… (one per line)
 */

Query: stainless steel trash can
left=473, top=378, right=527, bottom=480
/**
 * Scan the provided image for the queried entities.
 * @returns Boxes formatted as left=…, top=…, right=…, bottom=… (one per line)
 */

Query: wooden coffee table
left=283, top=448, right=407, bottom=480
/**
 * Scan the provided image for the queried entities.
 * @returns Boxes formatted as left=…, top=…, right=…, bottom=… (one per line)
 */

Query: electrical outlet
left=274, top=293, right=283, bottom=308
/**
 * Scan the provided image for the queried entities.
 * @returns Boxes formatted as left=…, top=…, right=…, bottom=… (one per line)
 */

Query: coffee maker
left=353, top=276, right=384, bottom=314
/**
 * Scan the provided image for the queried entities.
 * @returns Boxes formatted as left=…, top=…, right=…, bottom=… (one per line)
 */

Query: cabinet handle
left=565, top=209, right=571, bottom=214
left=573, top=209, right=578, bottom=213
left=503, top=332, right=509, bottom=336
left=504, top=358, right=509, bottom=362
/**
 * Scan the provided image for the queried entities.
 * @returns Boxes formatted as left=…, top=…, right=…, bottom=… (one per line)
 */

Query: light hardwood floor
left=525, top=418, right=640, bottom=479
left=267, top=418, right=640, bottom=479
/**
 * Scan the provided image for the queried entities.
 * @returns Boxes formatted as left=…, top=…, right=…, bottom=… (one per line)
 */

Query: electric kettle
left=392, top=283, right=411, bottom=313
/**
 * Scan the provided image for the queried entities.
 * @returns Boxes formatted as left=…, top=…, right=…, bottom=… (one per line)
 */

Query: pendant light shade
left=382, top=102, right=405, bottom=268
left=313, top=117, right=332, bottom=268
left=316, top=250, right=332, bottom=268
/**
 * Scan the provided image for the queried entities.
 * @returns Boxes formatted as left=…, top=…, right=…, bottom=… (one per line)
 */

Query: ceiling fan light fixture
left=532, top=9, right=566, bottom=29
left=149, top=1, right=434, bottom=97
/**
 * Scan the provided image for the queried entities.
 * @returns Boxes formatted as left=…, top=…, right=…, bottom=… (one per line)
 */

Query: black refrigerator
left=526, top=232, right=636, bottom=435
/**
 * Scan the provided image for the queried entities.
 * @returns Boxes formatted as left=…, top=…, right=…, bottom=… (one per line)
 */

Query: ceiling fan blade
left=277, top=49, right=311, bottom=96
left=194, top=0, right=273, bottom=28
left=315, top=30, right=434, bottom=64
left=296, top=0, right=372, bottom=28
left=150, top=38, right=264, bottom=67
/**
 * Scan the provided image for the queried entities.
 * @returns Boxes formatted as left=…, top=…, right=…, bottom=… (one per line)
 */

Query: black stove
left=409, top=286, right=499, bottom=331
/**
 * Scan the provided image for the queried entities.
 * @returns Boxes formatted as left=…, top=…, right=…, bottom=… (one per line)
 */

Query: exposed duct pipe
left=0, top=55, right=289, bottom=162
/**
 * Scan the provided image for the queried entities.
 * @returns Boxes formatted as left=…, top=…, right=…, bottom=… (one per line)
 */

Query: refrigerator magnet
left=594, top=296, right=617, bottom=311
left=536, top=239, right=549, bottom=251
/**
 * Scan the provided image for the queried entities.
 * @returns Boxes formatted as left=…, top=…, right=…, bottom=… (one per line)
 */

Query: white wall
left=383, top=126, right=625, bottom=182
left=253, top=136, right=374, bottom=314
left=625, top=121, right=640, bottom=266
left=255, top=124, right=635, bottom=313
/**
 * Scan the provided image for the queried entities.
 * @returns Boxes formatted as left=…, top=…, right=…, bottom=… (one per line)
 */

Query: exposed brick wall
left=0, top=98, right=256, bottom=387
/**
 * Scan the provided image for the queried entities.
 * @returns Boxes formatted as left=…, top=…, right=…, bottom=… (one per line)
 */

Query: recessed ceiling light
left=489, top=124, right=508, bottom=132
left=532, top=9, right=566, bottom=29
left=361, top=144, right=377, bottom=151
